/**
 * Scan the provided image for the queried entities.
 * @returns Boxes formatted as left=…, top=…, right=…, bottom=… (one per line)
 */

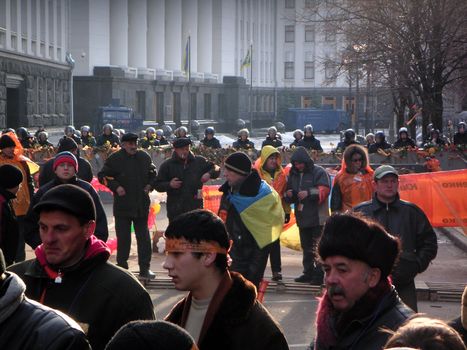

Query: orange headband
left=165, top=238, right=229, bottom=255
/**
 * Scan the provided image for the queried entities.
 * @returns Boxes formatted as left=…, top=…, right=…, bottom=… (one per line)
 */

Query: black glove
left=284, top=213, right=291, bottom=224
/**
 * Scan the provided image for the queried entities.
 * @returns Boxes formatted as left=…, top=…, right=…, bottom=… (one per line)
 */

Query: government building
left=1, top=0, right=398, bottom=133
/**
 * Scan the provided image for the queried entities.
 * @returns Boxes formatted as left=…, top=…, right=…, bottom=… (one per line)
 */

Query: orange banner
left=399, top=169, right=467, bottom=230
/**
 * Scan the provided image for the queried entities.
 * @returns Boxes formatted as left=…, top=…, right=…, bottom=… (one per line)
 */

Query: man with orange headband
left=164, top=209, right=288, bottom=350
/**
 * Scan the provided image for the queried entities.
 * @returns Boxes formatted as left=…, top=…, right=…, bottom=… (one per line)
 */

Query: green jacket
left=99, top=149, right=157, bottom=218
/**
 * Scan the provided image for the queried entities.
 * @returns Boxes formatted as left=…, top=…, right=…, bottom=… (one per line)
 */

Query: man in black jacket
left=39, top=137, right=93, bottom=185
left=9, top=184, right=155, bottom=350
left=155, top=138, right=220, bottom=222
left=354, top=165, right=438, bottom=311
left=200, top=127, right=222, bottom=149
left=0, top=164, right=23, bottom=266
left=313, top=212, right=413, bottom=350
left=284, top=147, right=330, bottom=284
left=163, top=209, right=288, bottom=350
left=0, top=248, right=91, bottom=350
left=297, top=124, right=323, bottom=151
left=99, top=133, right=157, bottom=278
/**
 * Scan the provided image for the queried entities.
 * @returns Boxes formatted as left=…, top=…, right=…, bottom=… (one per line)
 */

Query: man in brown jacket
left=163, top=209, right=289, bottom=350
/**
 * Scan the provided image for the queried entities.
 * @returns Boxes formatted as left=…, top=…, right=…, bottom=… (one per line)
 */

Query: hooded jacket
left=285, top=147, right=330, bottom=228
left=166, top=271, right=289, bottom=350
left=254, top=145, right=290, bottom=214
left=9, top=236, right=156, bottom=350
left=23, top=176, right=109, bottom=248
left=0, top=272, right=91, bottom=350
left=0, top=188, right=19, bottom=266
left=154, top=151, right=219, bottom=221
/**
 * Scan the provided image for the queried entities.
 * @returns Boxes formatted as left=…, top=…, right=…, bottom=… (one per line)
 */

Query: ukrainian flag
left=227, top=181, right=284, bottom=248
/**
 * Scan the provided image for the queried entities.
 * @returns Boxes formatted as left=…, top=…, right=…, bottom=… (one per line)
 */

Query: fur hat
left=105, top=320, right=198, bottom=350
left=0, top=134, right=16, bottom=149
left=0, top=164, right=23, bottom=189
left=58, top=137, right=78, bottom=152
left=224, top=152, right=252, bottom=176
left=53, top=151, right=78, bottom=172
left=34, top=184, right=96, bottom=222
left=317, top=212, right=400, bottom=278
left=173, top=137, right=192, bottom=148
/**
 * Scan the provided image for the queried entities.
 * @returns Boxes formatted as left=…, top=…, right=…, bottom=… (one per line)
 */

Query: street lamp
left=65, top=52, right=75, bottom=126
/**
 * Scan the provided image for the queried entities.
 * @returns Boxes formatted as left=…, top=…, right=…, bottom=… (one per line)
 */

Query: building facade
left=1, top=0, right=404, bottom=133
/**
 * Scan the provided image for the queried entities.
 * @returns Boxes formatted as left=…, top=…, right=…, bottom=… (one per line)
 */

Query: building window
left=285, top=25, right=295, bottom=43
left=285, top=0, right=295, bottom=8
left=190, top=93, right=197, bottom=120
left=156, top=92, right=164, bottom=124
left=324, top=26, right=336, bottom=42
left=305, top=25, right=315, bottom=42
left=304, top=0, right=317, bottom=8
left=322, top=96, right=337, bottom=109
left=136, top=91, right=146, bottom=118
left=204, top=93, right=211, bottom=119
left=284, top=62, right=294, bottom=79
left=325, top=61, right=337, bottom=80
left=304, top=61, right=315, bottom=79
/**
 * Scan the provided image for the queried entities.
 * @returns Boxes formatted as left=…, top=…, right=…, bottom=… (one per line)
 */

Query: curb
left=438, top=227, right=467, bottom=252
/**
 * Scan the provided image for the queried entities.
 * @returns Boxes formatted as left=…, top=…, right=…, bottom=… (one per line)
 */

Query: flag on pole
left=240, top=48, right=251, bottom=71
left=182, top=36, right=190, bottom=74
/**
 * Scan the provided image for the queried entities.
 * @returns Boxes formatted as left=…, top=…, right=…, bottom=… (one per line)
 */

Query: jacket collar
left=368, top=193, right=401, bottom=211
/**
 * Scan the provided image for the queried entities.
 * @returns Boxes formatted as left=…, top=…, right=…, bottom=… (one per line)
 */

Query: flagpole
left=188, top=34, right=191, bottom=134
left=249, top=43, right=253, bottom=133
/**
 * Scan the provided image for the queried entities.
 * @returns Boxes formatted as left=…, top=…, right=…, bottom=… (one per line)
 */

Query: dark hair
left=343, top=144, right=369, bottom=169
left=384, top=316, right=466, bottom=350
left=165, top=209, right=230, bottom=271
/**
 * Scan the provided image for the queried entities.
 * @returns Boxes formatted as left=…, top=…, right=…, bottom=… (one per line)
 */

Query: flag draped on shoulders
left=227, top=180, right=284, bottom=248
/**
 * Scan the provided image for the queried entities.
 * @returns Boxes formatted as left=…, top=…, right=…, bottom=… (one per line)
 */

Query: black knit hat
left=224, top=152, right=252, bottom=176
left=105, top=320, right=198, bottom=350
left=121, top=132, right=138, bottom=142
left=173, top=137, right=192, bottom=148
left=34, top=184, right=96, bottom=221
left=58, top=137, right=78, bottom=152
left=0, top=164, right=23, bottom=189
left=0, top=134, right=16, bottom=149
left=317, top=212, right=400, bottom=278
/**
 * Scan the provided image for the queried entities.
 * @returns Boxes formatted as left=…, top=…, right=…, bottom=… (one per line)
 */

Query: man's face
left=206, top=133, right=213, bottom=140
left=39, top=210, right=93, bottom=267
left=374, top=174, right=399, bottom=202
left=1, top=146, right=15, bottom=158
left=322, top=256, right=378, bottom=312
left=104, top=127, right=112, bottom=136
left=349, top=153, right=363, bottom=173
left=400, top=132, right=408, bottom=140
left=305, top=131, right=312, bottom=137
left=163, top=251, right=205, bottom=293
left=240, top=133, right=247, bottom=141
left=54, top=162, right=76, bottom=181
left=174, top=146, right=190, bottom=160
left=265, top=154, right=279, bottom=172
left=122, top=140, right=138, bottom=155
left=293, top=161, right=306, bottom=172
left=224, top=168, right=246, bottom=187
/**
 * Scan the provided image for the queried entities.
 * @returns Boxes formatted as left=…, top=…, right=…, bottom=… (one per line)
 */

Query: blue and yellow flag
left=240, top=48, right=251, bottom=71
left=227, top=181, right=284, bottom=248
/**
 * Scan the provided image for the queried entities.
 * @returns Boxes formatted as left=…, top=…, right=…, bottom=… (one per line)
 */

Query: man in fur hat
left=313, top=212, right=413, bottom=350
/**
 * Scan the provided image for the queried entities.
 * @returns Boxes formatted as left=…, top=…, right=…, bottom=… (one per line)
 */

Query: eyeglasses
left=351, top=158, right=363, bottom=163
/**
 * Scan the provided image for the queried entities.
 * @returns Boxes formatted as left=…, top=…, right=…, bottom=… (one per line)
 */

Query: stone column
left=110, top=0, right=128, bottom=66
left=44, top=0, right=49, bottom=58
left=16, top=0, right=22, bottom=52
left=27, top=0, right=32, bottom=54
left=5, top=0, right=11, bottom=50
left=182, top=0, right=198, bottom=72
left=147, top=0, right=165, bottom=69
left=52, top=0, right=57, bottom=60
left=164, top=0, right=182, bottom=71
left=60, top=0, right=66, bottom=61
left=128, top=0, right=147, bottom=68
left=197, top=0, right=212, bottom=73
left=35, top=0, right=41, bottom=56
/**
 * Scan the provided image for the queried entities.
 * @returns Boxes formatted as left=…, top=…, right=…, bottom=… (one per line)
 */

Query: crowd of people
left=0, top=122, right=466, bottom=349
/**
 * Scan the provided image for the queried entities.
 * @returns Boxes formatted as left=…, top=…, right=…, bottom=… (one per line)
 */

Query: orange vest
left=334, top=171, right=373, bottom=211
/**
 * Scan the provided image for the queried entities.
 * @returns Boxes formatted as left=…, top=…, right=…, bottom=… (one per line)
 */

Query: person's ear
left=84, top=220, right=96, bottom=239
left=203, top=252, right=217, bottom=267
left=368, top=267, right=381, bottom=288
